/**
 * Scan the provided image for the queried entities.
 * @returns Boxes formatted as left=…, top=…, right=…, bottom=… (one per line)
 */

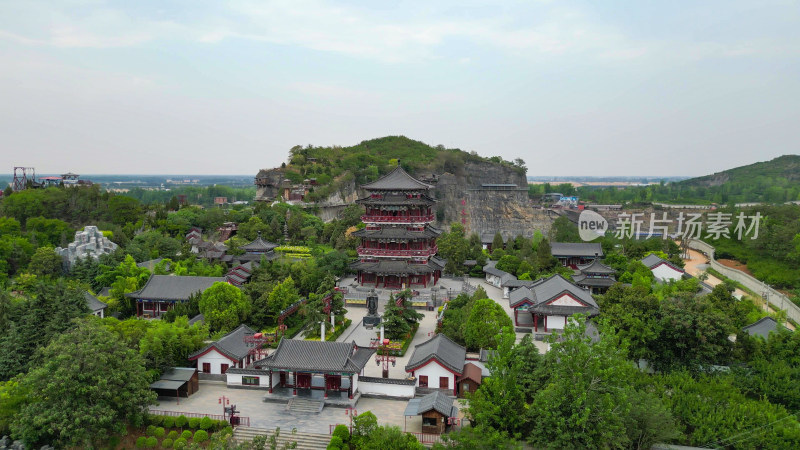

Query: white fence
left=688, top=239, right=800, bottom=324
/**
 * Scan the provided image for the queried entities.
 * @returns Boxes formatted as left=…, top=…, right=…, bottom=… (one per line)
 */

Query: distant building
left=550, top=242, right=603, bottom=268
left=572, top=259, right=617, bottom=294
left=189, top=324, right=257, bottom=375
left=641, top=254, right=684, bottom=282
left=741, top=317, right=787, bottom=340
left=84, top=291, right=107, bottom=318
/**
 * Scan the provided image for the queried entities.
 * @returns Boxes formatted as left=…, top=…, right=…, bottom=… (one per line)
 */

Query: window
left=462, top=382, right=469, bottom=392
left=439, top=376, right=449, bottom=389
left=419, top=375, right=428, bottom=387
left=422, top=417, right=437, bottom=427
left=221, top=364, right=229, bottom=374
left=242, top=376, right=260, bottom=386
left=202, top=363, right=211, bottom=373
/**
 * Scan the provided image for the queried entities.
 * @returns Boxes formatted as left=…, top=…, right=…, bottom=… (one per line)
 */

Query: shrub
left=193, top=430, right=209, bottom=443
left=216, top=419, right=229, bottom=430
left=147, top=425, right=157, bottom=436
left=161, top=438, right=174, bottom=449
left=327, top=436, right=343, bottom=450
left=108, top=436, right=121, bottom=448
left=173, top=437, right=187, bottom=450
left=175, top=415, right=188, bottom=428
left=167, top=430, right=179, bottom=440
left=149, top=414, right=164, bottom=426
left=163, top=416, right=175, bottom=428
left=332, top=424, right=350, bottom=443
left=188, top=417, right=200, bottom=429
left=154, top=427, right=165, bottom=438
left=200, top=416, right=214, bottom=430
left=136, top=436, right=147, bottom=448
left=180, top=430, right=192, bottom=440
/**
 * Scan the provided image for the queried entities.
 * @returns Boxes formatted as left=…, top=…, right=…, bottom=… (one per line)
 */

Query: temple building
left=572, top=259, right=617, bottom=294
left=351, top=166, right=443, bottom=288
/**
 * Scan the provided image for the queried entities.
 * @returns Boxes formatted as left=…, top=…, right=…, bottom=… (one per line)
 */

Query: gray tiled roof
left=240, top=233, right=278, bottom=252
left=253, top=339, right=375, bottom=374
left=361, top=166, right=433, bottom=191
left=742, top=317, right=786, bottom=340
left=405, top=334, right=466, bottom=374
left=499, top=273, right=517, bottom=286
left=641, top=254, right=683, bottom=273
left=550, top=242, right=604, bottom=258
left=572, top=275, right=617, bottom=287
left=576, top=259, right=616, bottom=275
left=187, top=314, right=204, bottom=326
left=416, top=391, right=456, bottom=416
left=188, top=324, right=256, bottom=361
left=351, top=259, right=440, bottom=275
left=126, top=275, right=226, bottom=301
left=510, top=275, right=599, bottom=314
left=352, top=225, right=442, bottom=240
left=503, top=279, right=537, bottom=288
left=483, top=266, right=509, bottom=277
left=84, top=291, right=107, bottom=313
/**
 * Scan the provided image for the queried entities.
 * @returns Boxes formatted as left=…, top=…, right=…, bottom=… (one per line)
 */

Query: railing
left=329, top=425, right=443, bottom=444
left=357, top=246, right=438, bottom=257
left=149, top=409, right=251, bottom=427
left=688, top=239, right=800, bottom=324
left=361, top=214, right=435, bottom=224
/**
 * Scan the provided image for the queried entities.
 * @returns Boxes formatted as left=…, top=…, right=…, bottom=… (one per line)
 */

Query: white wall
left=546, top=315, right=567, bottom=330
left=412, top=362, right=455, bottom=391
left=652, top=263, right=683, bottom=282
left=197, top=350, right=236, bottom=375
left=503, top=287, right=510, bottom=299
left=352, top=373, right=358, bottom=393
left=358, top=379, right=415, bottom=398
left=550, top=294, right=583, bottom=306
left=226, top=373, right=269, bottom=388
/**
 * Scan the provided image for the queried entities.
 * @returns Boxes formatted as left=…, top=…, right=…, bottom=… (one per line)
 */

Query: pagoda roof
left=360, top=166, right=433, bottom=191
left=356, top=193, right=436, bottom=206
left=240, top=232, right=278, bottom=252
left=572, top=275, right=617, bottom=288
left=575, top=259, right=616, bottom=275
left=253, top=339, right=374, bottom=374
left=125, top=275, right=226, bottom=301
left=352, top=225, right=442, bottom=240
left=351, top=259, right=442, bottom=275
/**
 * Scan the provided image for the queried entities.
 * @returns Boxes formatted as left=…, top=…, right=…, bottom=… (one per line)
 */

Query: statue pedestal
left=362, top=315, right=382, bottom=329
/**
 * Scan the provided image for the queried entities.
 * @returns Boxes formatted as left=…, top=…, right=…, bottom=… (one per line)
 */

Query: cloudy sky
left=0, top=0, right=798, bottom=176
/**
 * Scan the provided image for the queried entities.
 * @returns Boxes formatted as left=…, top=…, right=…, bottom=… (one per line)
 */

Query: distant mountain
left=680, top=155, right=800, bottom=188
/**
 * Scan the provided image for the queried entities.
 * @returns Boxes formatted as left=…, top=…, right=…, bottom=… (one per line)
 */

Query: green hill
left=259, top=136, right=526, bottom=202
left=681, top=155, right=800, bottom=188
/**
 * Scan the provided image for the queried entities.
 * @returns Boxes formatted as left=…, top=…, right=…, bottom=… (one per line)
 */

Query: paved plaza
left=153, top=382, right=425, bottom=434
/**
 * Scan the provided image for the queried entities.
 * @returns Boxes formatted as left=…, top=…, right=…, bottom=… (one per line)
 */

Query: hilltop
left=255, top=136, right=526, bottom=203
left=681, top=155, right=800, bottom=188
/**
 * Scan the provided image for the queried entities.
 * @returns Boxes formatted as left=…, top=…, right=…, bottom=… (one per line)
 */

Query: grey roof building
left=84, top=292, right=107, bottom=318
left=239, top=232, right=278, bottom=253
left=509, top=274, right=599, bottom=330
left=742, top=317, right=787, bottom=340
left=126, top=275, right=226, bottom=318
left=573, top=259, right=617, bottom=294
left=360, top=166, right=433, bottom=191
left=405, top=334, right=467, bottom=375
left=550, top=242, right=604, bottom=258
left=188, top=324, right=256, bottom=363
left=254, top=339, right=375, bottom=374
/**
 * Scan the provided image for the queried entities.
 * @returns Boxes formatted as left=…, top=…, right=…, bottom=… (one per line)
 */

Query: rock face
left=254, top=160, right=554, bottom=238
left=56, top=226, right=118, bottom=268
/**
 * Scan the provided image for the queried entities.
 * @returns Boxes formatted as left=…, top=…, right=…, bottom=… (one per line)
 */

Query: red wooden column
left=268, top=369, right=273, bottom=393
left=534, top=315, right=538, bottom=332
left=324, top=374, right=329, bottom=398
left=292, top=371, right=297, bottom=396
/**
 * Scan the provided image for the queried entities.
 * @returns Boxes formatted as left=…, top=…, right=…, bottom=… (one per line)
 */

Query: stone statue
left=363, top=289, right=382, bottom=328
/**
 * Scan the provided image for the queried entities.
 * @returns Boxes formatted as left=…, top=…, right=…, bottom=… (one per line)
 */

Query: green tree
left=464, top=298, right=513, bottom=350
left=527, top=316, right=635, bottom=449
left=199, top=282, right=252, bottom=333
left=26, top=246, right=64, bottom=277
left=11, top=319, right=156, bottom=448
left=436, top=223, right=470, bottom=275
left=266, top=277, right=300, bottom=323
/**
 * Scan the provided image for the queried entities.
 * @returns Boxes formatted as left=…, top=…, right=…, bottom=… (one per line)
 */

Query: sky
left=0, top=0, right=798, bottom=177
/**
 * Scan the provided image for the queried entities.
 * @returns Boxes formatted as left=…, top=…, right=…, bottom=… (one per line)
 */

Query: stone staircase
left=287, top=398, right=324, bottom=414
left=233, top=426, right=332, bottom=450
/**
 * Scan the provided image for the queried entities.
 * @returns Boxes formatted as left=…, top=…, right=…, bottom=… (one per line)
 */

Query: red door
left=202, top=363, right=211, bottom=373
left=280, top=371, right=287, bottom=386
left=221, top=364, right=229, bottom=374
left=326, top=375, right=341, bottom=390
left=419, top=375, right=428, bottom=387
left=297, top=373, right=311, bottom=388
left=439, top=376, right=449, bottom=389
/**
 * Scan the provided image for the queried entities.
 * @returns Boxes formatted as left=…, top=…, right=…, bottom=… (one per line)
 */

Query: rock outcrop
left=56, top=226, right=118, bottom=268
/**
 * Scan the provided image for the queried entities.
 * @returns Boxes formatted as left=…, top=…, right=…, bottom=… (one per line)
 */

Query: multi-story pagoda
left=351, top=166, right=443, bottom=289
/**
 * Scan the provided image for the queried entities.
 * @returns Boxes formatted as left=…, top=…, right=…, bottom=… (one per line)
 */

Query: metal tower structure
left=12, top=167, right=35, bottom=192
